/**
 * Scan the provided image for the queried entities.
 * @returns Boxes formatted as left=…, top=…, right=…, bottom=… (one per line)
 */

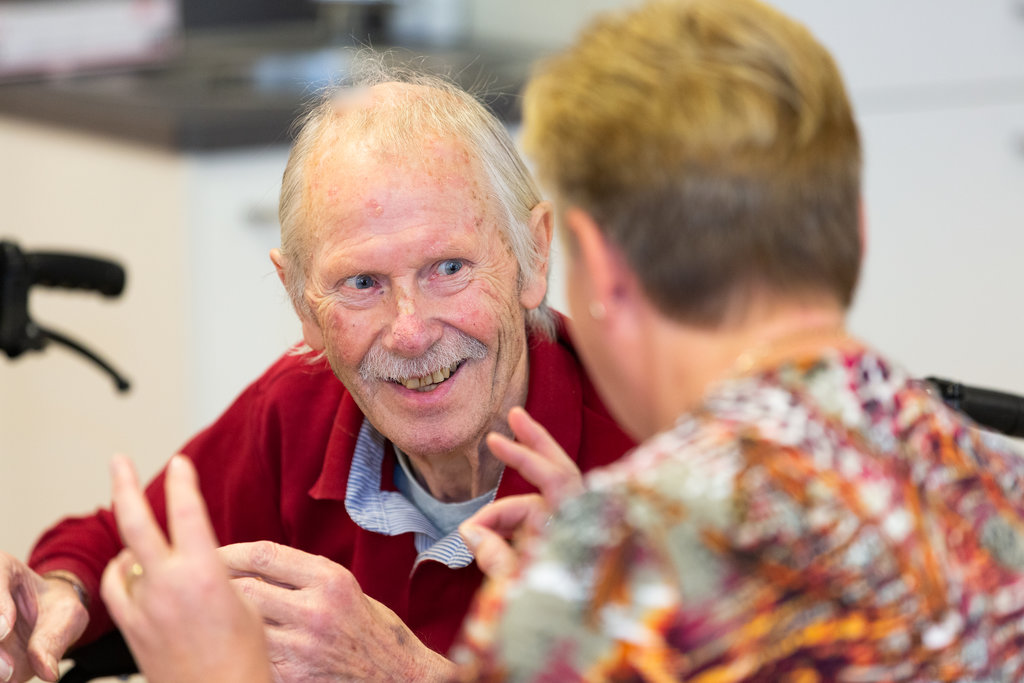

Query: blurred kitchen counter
left=0, top=22, right=541, bottom=150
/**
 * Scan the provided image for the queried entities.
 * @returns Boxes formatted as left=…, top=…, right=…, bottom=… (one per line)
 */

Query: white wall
left=0, top=125, right=297, bottom=562
left=769, top=0, right=1024, bottom=395
left=498, top=0, right=1024, bottom=400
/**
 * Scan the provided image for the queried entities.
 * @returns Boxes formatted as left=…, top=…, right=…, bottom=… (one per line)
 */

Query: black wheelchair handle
left=1, top=239, right=131, bottom=391
left=27, top=251, right=125, bottom=297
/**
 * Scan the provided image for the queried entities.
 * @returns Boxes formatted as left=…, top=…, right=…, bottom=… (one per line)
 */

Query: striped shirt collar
left=344, top=419, right=495, bottom=570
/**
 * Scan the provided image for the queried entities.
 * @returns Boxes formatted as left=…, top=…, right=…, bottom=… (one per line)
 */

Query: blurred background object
left=0, top=0, right=180, bottom=81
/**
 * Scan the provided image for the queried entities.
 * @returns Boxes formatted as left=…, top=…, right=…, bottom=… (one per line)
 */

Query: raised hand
left=460, top=406, right=585, bottom=579
left=488, top=406, right=585, bottom=507
left=100, top=455, right=272, bottom=683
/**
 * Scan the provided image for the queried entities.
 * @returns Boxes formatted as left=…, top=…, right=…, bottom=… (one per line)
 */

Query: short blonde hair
left=523, top=0, right=862, bottom=326
left=278, top=62, right=555, bottom=337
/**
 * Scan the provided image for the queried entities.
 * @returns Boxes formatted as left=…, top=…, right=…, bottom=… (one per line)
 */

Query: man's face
left=300, top=136, right=544, bottom=459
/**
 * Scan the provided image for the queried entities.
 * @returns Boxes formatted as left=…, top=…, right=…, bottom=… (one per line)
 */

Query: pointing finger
left=165, top=455, right=221, bottom=557
left=459, top=522, right=519, bottom=580
left=463, top=494, right=549, bottom=539
left=110, top=455, right=169, bottom=567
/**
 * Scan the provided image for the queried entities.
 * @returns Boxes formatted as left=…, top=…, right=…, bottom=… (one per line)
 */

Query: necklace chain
left=731, top=324, right=853, bottom=377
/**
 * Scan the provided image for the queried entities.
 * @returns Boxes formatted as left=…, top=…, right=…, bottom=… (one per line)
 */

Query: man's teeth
left=400, top=362, right=457, bottom=390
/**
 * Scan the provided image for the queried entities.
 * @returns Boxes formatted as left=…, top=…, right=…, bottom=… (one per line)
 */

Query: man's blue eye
left=349, top=274, right=376, bottom=290
left=438, top=260, right=463, bottom=276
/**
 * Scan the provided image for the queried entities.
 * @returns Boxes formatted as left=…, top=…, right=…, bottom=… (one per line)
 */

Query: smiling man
left=289, top=107, right=544, bottom=501
left=0, top=73, right=634, bottom=683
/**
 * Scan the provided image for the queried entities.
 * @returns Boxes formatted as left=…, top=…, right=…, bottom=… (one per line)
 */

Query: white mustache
left=358, top=331, right=487, bottom=382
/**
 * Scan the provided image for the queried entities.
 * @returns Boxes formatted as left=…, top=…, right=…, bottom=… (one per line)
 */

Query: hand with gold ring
left=124, top=562, right=144, bottom=596
left=100, top=455, right=273, bottom=683
left=460, top=406, right=585, bottom=580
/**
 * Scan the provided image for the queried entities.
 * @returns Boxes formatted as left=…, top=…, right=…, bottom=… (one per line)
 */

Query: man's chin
left=387, top=424, right=483, bottom=459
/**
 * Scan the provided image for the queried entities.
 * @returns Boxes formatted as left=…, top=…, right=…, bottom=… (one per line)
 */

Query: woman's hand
left=460, top=406, right=585, bottom=579
left=100, top=455, right=272, bottom=683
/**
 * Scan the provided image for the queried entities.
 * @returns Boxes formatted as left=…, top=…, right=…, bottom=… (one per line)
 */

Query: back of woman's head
left=523, top=0, right=862, bottom=326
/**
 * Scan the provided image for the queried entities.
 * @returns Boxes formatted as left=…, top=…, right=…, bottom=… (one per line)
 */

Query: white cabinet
left=851, top=102, right=1024, bottom=389
left=763, top=1, right=1024, bottom=393
left=0, top=118, right=297, bottom=558
left=183, top=149, right=299, bottom=426
left=771, top=0, right=1024, bottom=95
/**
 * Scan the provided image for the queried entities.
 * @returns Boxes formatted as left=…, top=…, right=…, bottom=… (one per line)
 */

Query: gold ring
left=125, top=561, right=145, bottom=596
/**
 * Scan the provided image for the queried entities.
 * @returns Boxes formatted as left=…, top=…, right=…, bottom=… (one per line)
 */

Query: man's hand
left=219, top=542, right=457, bottom=683
left=459, top=406, right=585, bottom=579
left=100, top=455, right=272, bottom=683
left=0, top=554, right=88, bottom=682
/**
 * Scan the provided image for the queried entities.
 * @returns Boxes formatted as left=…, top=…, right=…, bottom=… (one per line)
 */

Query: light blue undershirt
left=393, top=446, right=496, bottom=537
left=343, top=419, right=500, bottom=570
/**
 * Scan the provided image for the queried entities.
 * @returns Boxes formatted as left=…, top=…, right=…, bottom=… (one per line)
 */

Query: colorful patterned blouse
left=453, top=345, right=1024, bottom=681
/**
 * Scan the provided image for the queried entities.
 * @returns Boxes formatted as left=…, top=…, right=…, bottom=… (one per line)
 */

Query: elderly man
left=0, top=71, right=633, bottom=682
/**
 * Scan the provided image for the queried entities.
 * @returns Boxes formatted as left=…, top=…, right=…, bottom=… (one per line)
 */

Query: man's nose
left=383, top=288, right=440, bottom=356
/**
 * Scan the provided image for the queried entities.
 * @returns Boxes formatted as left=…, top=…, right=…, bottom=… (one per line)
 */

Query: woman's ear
left=563, top=208, right=651, bottom=348
left=563, top=208, right=631, bottom=316
left=270, top=248, right=324, bottom=351
left=518, top=201, right=555, bottom=310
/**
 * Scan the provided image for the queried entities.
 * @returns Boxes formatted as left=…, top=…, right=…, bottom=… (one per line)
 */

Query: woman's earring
left=588, top=301, right=606, bottom=320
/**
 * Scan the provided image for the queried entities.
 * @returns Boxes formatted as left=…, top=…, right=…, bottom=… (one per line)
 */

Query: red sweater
left=28, top=320, right=635, bottom=653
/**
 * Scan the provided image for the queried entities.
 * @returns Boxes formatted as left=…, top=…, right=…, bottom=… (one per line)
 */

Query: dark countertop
left=0, top=23, right=540, bottom=151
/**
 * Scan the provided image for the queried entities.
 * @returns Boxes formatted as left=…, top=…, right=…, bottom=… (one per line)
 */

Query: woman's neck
left=647, top=301, right=849, bottom=437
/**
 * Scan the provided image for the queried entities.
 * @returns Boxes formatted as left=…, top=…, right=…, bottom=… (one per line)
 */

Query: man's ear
left=518, top=200, right=554, bottom=310
left=270, top=248, right=324, bottom=351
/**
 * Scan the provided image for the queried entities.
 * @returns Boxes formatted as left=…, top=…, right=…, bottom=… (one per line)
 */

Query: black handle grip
left=926, top=376, right=1024, bottom=438
left=27, top=252, right=126, bottom=296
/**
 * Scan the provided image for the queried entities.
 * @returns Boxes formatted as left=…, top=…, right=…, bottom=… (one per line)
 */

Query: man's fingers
left=486, top=432, right=544, bottom=474
left=165, top=455, right=221, bottom=556
left=110, top=455, right=169, bottom=566
left=218, top=542, right=325, bottom=589
left=459, top=522, right=519, bottom=579
left=0, top=648, right=14, bottom=683
left=25, top=597, right=86, bottom=682
left=227, top=575, right=298, bottom=626
left=0, top=563, right=18, bottom=641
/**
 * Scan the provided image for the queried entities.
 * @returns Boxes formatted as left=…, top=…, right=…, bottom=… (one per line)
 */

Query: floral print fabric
left=454, top=345, right=1024, bottom=681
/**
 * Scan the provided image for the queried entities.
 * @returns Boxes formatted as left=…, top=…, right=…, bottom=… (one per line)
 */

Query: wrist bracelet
left=43, top=571, right=90, bottom=610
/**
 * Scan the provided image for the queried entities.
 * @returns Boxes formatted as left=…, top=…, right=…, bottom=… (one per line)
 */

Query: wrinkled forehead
left=308, top=128, right=480, bottom=190
left=304, top=88, right=489, bottom=203
left=302, top=136, right=499, bottom=258
left=308, top=80, right=472, bottom=168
